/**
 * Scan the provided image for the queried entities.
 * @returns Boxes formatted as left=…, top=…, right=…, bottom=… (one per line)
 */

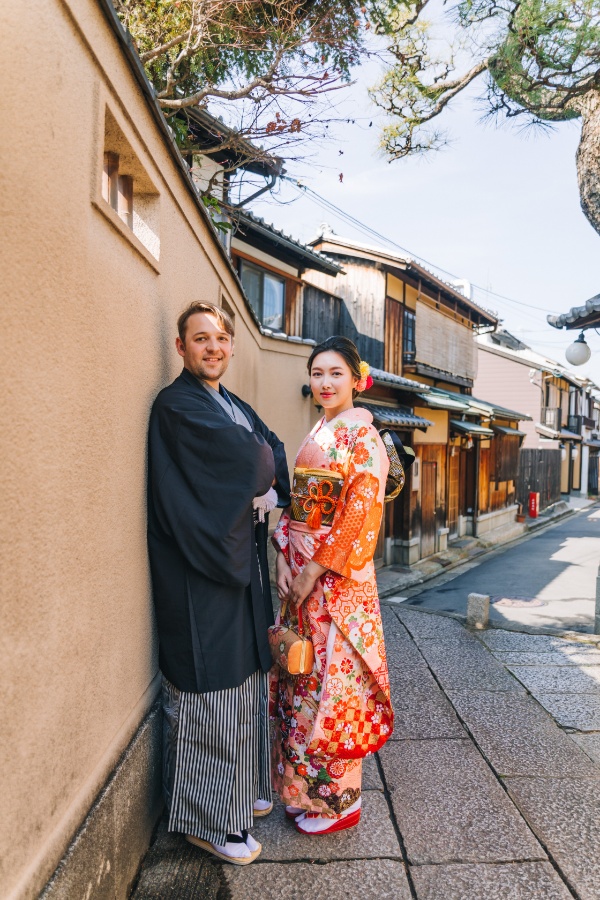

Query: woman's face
left=309, top=350, right=359, bottom=417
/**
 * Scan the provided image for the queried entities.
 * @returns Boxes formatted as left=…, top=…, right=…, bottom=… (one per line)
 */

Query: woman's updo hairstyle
left=307, top=335, right=362, bottom=397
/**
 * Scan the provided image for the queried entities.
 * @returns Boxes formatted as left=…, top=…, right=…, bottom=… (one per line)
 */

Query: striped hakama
left=162, top=669, right=271, bottom=845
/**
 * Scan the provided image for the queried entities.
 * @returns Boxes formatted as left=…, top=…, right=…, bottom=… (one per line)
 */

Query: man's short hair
left=177, top=302, right=235, bottom=344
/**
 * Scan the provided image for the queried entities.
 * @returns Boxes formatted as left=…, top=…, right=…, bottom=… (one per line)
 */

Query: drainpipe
left=231, top=173, right=278, bottom=208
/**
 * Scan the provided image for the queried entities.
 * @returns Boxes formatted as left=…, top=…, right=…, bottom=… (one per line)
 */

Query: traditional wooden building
left=295, top=230, right=530, bottom=564
left=230, top=210, right=342, bottom=336
left=475, top=330, right=600, bottom=504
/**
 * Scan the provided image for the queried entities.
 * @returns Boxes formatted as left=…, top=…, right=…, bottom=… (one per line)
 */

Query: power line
left=282, top=177, right=552, bottom=316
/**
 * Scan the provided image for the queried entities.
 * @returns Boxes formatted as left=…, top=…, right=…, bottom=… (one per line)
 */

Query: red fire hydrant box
left=528, top=492, right=540, bottom=518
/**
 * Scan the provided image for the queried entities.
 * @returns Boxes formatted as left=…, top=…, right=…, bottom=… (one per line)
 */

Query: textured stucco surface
left=0, top=0, right=315, bottom=895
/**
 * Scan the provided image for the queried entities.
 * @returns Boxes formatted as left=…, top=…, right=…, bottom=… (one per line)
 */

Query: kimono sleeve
left=231, top=394, right=291, bottom=508
left=149, top=395, right=275, bottom=586
left=312, top=425, right=386, bottom=579
left=271, top=509, right=291, bottom=563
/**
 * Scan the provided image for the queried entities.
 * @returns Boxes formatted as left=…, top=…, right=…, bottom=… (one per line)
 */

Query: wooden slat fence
left=516, top=448, right=561, bottom=511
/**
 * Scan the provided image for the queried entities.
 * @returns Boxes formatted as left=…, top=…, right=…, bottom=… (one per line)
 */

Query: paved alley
left=402, top=505, right=600, bottom=632
left=133, top=606, right=600, bottom=900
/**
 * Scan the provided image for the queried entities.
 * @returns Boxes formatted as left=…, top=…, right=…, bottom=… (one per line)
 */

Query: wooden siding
left=284, top=281, right=302, bottom=337
left=416, top=301, right=477, bottom=381
left=302, top=284, right=340, bottom=341
left=516, top=448, right=561, bottom=511
left=413, top=444, right=447, bottom=557
left=491, top=433, right=521, bottom=483
left=447, top=448, right=459, bottom=536
left=303, top=261, right=386, bottom=368
left=478, top=435, right=519, bottom=514
left=384, top=296, right=403, bottom=375
left=479, top=447, right=490, bottom=513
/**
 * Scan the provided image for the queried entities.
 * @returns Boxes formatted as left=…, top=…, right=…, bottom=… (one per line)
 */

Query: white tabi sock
left=244, top=831, right=260, bottom=853
left=285, top=805, right=305, bottom=816
left=253, top=798, right=272, bottom=812
left=212, top=832, right=252, bottom=860
left=296, top=797, right=362, bottom=833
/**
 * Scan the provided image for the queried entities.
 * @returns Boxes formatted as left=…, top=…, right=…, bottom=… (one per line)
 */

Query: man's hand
left=276, top=551, right=293, bottom=601
left=286, top=560, right=327, bottom=608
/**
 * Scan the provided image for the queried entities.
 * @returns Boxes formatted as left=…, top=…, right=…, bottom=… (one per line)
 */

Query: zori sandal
left=285, top=805, right=305, bottom=819
left=253, top=799, right=274, bottom=817
left=295, top=808, right=361, bottom=835
left=186, top=831, right=262, bottom=865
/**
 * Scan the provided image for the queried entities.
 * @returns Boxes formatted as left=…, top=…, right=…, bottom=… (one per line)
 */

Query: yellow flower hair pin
left=356, top=360, right=373, bottom=393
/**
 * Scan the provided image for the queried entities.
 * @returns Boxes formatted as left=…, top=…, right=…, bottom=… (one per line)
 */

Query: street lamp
left=565, top=332, right=591, bottom=366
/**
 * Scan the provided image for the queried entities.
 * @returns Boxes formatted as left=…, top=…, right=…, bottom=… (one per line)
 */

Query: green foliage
left=370, top=0, right=600, bottom=158
left=115, top=0, right=384, bottom=104
left=201, top=194, right=233, bottom=232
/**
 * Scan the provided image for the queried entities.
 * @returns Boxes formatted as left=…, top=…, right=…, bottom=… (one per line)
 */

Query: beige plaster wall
left=0, top=1, right=313, bottom=896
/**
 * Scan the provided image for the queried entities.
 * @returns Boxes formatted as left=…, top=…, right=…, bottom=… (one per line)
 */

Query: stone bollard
left=467, top=593, right=490, bottom=629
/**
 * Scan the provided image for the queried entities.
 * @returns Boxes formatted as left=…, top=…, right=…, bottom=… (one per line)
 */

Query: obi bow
left=304, top=480, right=337, bottom=530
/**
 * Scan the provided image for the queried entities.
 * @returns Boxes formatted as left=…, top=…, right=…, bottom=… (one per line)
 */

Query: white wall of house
left=475, top=347, right=542, bottom=448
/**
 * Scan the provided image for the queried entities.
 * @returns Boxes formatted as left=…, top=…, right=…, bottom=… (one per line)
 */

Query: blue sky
left=250, top=67, right=600, bottom=383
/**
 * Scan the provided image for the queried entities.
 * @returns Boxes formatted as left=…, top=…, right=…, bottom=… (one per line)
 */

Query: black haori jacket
left=147, top=368, right=290, bottom=693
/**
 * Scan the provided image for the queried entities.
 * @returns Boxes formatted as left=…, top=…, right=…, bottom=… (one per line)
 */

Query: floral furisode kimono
left=271, top=406, right=394, bottom=815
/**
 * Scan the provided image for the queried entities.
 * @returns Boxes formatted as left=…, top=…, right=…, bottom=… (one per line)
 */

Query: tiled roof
left=450, top=420, right=495, bottom=437
left=308, top=229, right=496, bottom=325
left=235, top=211, right=342, bottom=275
left=359, top=403, right=433, bottom=431
left=416, top=390, right=470, bottom=412
left=535, top=424, right=582, bottom=442
left=492, top=425, right=527, bottom=437
left=369, top=368, right=430, bottom=392
left=548, top=294, right=600, bottom=330
left=467, top=395, right=533, bottom=422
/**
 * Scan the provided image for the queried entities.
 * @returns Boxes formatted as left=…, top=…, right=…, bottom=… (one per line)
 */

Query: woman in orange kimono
left=271, top=335, right=394, bottom=835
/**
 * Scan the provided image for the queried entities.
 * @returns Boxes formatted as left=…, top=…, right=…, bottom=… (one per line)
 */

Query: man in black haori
left=147, top=301, right=290, bottom=865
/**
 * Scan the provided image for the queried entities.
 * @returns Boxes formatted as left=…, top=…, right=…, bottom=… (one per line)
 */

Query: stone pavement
left=132, top=607, right=600, bottom=900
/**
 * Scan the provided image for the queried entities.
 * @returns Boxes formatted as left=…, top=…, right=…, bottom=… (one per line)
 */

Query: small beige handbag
left=268, top=598, right=315, bottom=676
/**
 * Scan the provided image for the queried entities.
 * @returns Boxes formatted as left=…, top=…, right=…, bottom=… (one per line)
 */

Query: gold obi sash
left=290, top=467, right=343, bottom=529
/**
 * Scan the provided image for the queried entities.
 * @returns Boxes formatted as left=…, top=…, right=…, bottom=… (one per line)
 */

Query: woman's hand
left=276, top=551, right=293, bottom=602
left=286, top=560, right=327, bottom=609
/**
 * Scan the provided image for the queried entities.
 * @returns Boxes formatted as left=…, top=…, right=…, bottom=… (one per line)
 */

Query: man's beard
left=191, top=357, right=229, bottom=381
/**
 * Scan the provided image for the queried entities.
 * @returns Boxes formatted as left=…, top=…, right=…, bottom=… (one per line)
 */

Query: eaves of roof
left=548, top=293, right=600, bottom=330
left=477, top=337, right=583, bottom=389
left=536, top=424, right=582, bottom=442
left=235, top=211, right=342, bottom=276
left=492, top=425, right=527, bottom=437
left=358, top=403, right=433, bottom=432
left=450, top=419, right=495, bottom=437
left=369, top=368, right=431, bottom=392
left=467, top=395, right=533, bottom=422
left=415, top=390, right=470, bottom=412
left=405, top=259, right=497, bottom=327
left=309, top=232, right=496, bottom=325
left=186, top=107, right=283, bottom=177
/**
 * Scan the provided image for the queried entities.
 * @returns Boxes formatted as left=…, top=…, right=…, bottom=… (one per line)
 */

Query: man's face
left=176, top=312, right=234, bottom=385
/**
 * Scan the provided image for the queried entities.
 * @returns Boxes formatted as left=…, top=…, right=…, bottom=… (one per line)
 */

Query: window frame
left=239, top=258, right=286, bottom=331
left=403, top=308, right=416, bottom=364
